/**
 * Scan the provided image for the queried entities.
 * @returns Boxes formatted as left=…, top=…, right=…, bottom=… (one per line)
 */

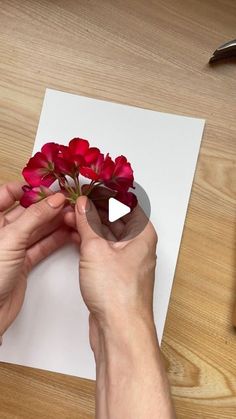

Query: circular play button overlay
left=108, top=197, right=131, bottom=222
left=85, top=181, right=151, bottom=241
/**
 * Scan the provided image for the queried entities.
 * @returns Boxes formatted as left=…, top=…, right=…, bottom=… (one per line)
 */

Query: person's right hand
left=65, top=195, right=157, bottom=338
left=1, top=182, right=174, bottom=418
left=65, top=197, right=176, bottom=419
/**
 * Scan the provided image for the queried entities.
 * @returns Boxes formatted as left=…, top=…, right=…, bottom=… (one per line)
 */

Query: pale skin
left=0, top=181, right=175, bottom=419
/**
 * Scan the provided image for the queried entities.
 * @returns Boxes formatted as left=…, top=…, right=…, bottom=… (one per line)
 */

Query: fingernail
left=77, top=198, right=90, bottom=214
left=47, top=193, right=65, bottom=208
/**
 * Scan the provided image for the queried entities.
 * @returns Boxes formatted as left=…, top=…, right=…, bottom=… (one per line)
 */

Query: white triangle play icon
left=108, top=198, right=131, bottom=222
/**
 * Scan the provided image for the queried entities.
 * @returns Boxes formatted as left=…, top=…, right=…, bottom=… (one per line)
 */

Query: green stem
left=73, top=174, right=81, bottom=196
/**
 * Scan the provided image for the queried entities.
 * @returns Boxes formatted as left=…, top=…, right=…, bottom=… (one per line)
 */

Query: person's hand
left=64, top=194, right=157, bottom=344
left=65, top=197, right=175, bottom=419
left=0, top=181, right=70, bottom=337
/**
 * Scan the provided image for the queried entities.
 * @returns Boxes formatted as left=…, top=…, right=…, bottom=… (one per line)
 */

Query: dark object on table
left=209, top=39, right=236, bottom=63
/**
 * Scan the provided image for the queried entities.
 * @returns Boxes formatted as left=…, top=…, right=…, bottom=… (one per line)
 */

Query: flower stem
left=73, top=174, right=81, bottom=196
left=85, top=180, right=103, bottom=196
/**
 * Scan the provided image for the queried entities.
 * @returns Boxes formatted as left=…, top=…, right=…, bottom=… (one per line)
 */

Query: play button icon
left=108, top=198, right=131, bottom=222
left=85, top=181, right=151, bottom=241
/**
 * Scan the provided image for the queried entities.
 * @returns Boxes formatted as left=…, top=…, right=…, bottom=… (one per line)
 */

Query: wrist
left=104, top=310, right=156, bottom=338
left=93, top=311, right=160, bottom=368
left=103, top=313, right=159, bottom=358
left=91, top=312, right=175, bottom=419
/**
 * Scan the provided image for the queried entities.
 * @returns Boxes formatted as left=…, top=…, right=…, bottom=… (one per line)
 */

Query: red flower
left=21, top=137, right=136, bottom=210
left=104, top=156, right=134, bottom=191
left=20, top=185, right=51, bottom=208
left=56, top=138, right=100, bottom=176
left=22, top=142, right=60, bottom=187
left=80, top=153, right=114, bottom=182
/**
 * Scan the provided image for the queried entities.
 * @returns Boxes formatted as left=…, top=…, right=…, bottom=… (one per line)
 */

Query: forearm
left=93, top=313, right=176, bottom=419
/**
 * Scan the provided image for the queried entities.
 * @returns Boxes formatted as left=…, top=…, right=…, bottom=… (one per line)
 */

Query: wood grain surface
left=0, top=0, right=235, bottom=418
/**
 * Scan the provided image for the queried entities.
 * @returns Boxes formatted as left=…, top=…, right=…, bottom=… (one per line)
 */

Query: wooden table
left=0, top=1, right=235, bottom=417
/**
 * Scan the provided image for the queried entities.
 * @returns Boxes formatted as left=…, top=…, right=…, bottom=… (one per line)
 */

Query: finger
left=6, top=202, right=72, bottom=225
left=87, top=186, right=116, bottom=212
left=71, top=231, right=81, bottom=246
left=26, top=205, right=73, bottom=247
left=64, top=206, right=121, bottom=241
left=25, top=227, right=71, bottom=270
left=66, top=198, right=121, bottom=241
left=98, top=208, right=125, bottom=240
left=64, top=210, right=76, bottom=229
left=71, top=205, right=117, bottom=241
left=4, top=204, right=24, bottom=223
left=101, top=224, right=117, bottom=241
left=27, top=213, right=65, bottom=247
left=0, top=181, right=25, bottom=212
left=12, top=193, right=66, bottom=238
left=75, top=196, right=103, bottom=242
left=120, top=205, right=156, bottom=242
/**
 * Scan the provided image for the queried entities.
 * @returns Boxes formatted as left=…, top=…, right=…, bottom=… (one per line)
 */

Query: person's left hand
left=0, top=181, right=71, bottom=338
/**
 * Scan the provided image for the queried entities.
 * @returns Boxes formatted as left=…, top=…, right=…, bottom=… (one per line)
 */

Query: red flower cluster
left=21, top=138, right=137, bottom=210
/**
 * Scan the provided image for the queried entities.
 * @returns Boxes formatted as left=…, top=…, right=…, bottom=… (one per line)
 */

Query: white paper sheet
left=0, top=89, right=205, bottom=379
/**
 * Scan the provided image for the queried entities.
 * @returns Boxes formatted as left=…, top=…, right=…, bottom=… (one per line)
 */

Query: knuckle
left=146, top=222, right=158, bottom=245
left=77, top=215, right=88, bottom=229
left=1, top=223, right=25, bottom=246
left=152, top=228, right=158, bottom=245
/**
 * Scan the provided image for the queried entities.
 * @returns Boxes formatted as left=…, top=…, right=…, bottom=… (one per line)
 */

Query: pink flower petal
left=41, top=142, right=60, bottom=161
left=69, top=138, right=89, bottom=156
left=84, top=147, right=100, bottom=164
left=80, top=166, right=100, bottom=181
left=20, top=186, right=50, bottom=208
left=26, top=152, right=48, bottom=169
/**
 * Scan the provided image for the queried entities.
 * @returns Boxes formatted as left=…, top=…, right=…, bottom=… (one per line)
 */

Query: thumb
left=75, top=196, right=103, bottom=243
left=13, top=193, right=66, bottom=238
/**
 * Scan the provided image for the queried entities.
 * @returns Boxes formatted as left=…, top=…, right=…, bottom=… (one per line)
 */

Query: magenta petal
left=20, top=186, right=45, bottom=208
left=27, top=152, right=49, bottom=169
left=20, top=185, right=52, bottom=208
left=74, top=155, right=85, bottom=166
left=40, top=173, right=57, bottom=187
left=115, top=163, right=133, bottom=179
left=99, top=154, right=114, bottom=181
left=22, top=166, right=46, bottom=186
left=55, top=157, right=72, bottom=175
left=114, top=156, right=133, bottom=179
left=41, top=142, right=60, bottom=161
left=80, top=166, right=99, bottom=181
left=59, top=145, right=71, bottom=161
left=22, top=167, right=56, bottom=187
left=84, top=147, right=100, bottom=164
left=104, top=155, right=134, bottom=191
left=69, top=138, right=89, bottom=156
